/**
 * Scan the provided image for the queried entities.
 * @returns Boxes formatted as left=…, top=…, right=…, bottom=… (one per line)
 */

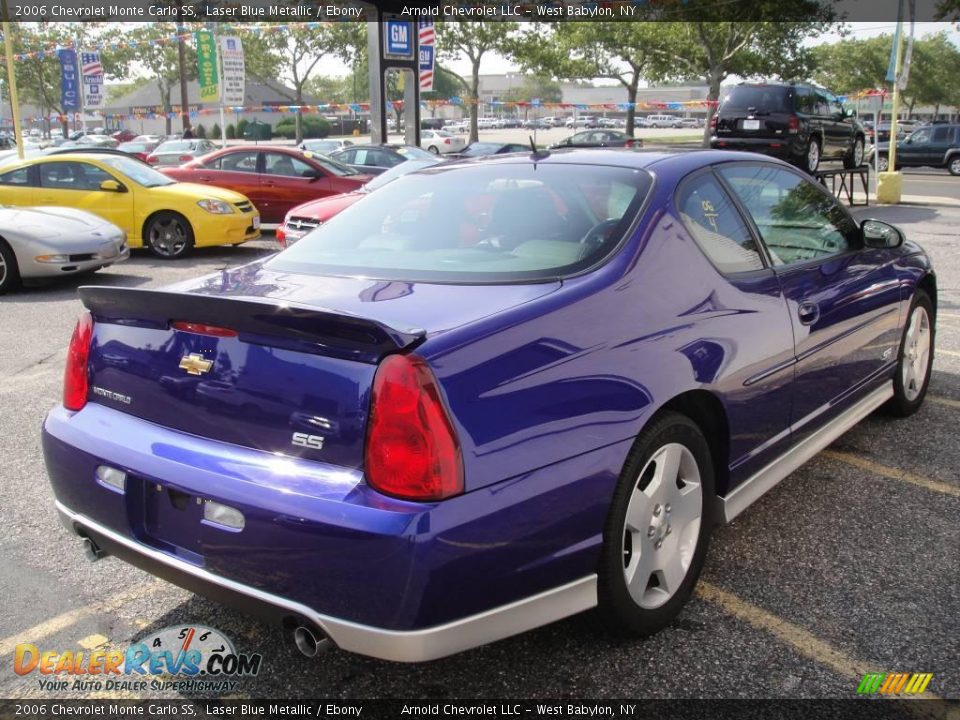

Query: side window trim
left=710, top=165, right=778, bottom=269
left=715, top=160, right=863, bottom=272
left=673, top=166, right=772, bottom=276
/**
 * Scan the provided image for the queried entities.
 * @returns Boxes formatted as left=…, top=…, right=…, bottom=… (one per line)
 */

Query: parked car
left=442, top=121, right=468, bottom=134
left=43, top=149, right=935, bottom=663
left=299, top=139, right=354, bottom=154
left=550, top=130, right=642, bottom=149
left=329, top=143, right=435, bottom=175
left=522, top=118, right=551, bottom=130
left=565, top=115, right=598, bottom=129
left=710, top=81, right=866, bottom=173
left=876, top=123, right=960, bottom=174
left=61, top=134, right=119, bottom=149
left=678, top=118, right=703, bottom=129
left=277, top=157, right=443, bottom=247
left=448, top=141, right=530, bottom=159
left=111, top=129, right=138, bottom=143
left=645, top=114, right=682, bottom=128
left=421, top=130, right=468, bottom=155
left=133, top=134, right=164, bottom=145
left=116, top=140, right=160, bottom=162
left=866, top=122, right=907, bottom=145
left=0, top=152, right=259, bottom=259
left=161, top=145, right=371, bottom=224
left=146, top=139, right=217, bottom=167
left=0, top=205, right=128, bottom=294
left=421, top=118, right=446, bottom=131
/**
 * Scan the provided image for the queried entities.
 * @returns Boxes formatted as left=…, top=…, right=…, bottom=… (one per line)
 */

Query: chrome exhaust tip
left=293, top=625, right=329, bottom=658
left=81, top=536, right=107, bottom=562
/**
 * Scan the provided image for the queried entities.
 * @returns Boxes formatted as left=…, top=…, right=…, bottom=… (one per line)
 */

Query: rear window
left=267, top=162, right=652, bottom=283
left=720, top=86, right=791, bottom=113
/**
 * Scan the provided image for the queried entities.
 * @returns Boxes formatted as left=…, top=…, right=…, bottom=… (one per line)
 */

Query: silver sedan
left=0, top=206, right=128, bottom=294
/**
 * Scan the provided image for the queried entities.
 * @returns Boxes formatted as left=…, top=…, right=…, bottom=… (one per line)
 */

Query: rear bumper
left=56, top=501, right=596, bottom=663
left=43, top=403, right=621, bottom=659
left=710, top=135, right=802, bottom=160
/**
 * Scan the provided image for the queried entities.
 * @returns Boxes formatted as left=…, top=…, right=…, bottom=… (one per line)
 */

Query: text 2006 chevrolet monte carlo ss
left=43, top=150, right=936, bottom=662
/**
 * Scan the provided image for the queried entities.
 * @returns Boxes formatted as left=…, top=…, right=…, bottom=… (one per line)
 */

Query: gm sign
left=384, top=20, right=415, bottom=61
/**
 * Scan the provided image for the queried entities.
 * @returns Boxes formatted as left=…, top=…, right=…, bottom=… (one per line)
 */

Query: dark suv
left=877, top=124, right=960, bottom=175
left=710, top=82, right=865, bottom=173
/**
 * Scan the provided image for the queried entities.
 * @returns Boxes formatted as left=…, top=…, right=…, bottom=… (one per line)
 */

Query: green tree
left=436, top=21, right=519, bottom=142
left=643, top=4, right=837, bottom=145
left=421, top=65, right=468, bottom=117
left=810, top=35, right=890, bottom=96
left=211, top=122, right=221, bottom=140
left=133, top=23, right=198, bottom=135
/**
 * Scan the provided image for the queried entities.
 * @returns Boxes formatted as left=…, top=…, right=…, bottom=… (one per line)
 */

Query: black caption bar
left=0, top=699, right=951, bottom=720
left=1, top=0, right=955, bottom=23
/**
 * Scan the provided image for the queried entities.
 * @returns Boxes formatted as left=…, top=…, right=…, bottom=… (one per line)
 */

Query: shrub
left=274, top=114, right=330, bottom=139
left=236, top=118, right=249, bottom=138
left=211, top=123, right=221, bottom=140
left=225, top=123, right=236, bottom=140
left=195, top=123, right=206, bottom=138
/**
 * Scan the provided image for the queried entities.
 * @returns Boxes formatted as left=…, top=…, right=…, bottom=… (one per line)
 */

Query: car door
left=718, top=162, right=902, bottom=442
left=897, top=127, right=931, bottom=168
left=922, top=125, right=954, bottom=166
left=261, top=152, right=333, bottom=223
left=196, top=149, right=262, bottom=206
left=34, top=160, right=134, bottom=234
left=0, top=165, right=37, bottom=207
left=675, top=169, right=796, bottom=481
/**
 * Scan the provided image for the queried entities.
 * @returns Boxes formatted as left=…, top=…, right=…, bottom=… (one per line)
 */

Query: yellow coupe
left=0, top=152, right=260, bottom=258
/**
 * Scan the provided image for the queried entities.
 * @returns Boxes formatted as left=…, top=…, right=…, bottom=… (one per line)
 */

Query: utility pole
left=1, top=0, right=24, bottom=159
left=176, top=0, right=191, bottom=134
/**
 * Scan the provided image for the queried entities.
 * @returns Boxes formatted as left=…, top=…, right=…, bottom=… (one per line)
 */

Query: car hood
left=167, top=260, right=561, bottom=338
left=0, top=205, right=120, bottom=240
left=287, top=191, right=365, bottom=221
left=148, top=181, right=251, bottom=204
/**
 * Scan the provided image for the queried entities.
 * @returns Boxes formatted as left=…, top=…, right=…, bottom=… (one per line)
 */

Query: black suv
left=877, top=124, right=960, bottom=175
left=710, top=82, right=866, bottom=173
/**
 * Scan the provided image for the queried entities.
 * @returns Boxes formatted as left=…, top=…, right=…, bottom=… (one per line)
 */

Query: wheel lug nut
left=665, top=525, right=672, bottom=535
left=647, top=527, right=655, bottom=538
left=655, top=540, right=662, bottom=549
left=665, top=504, right=671, bottom=514
left=653, top=505, right=661, bottom=517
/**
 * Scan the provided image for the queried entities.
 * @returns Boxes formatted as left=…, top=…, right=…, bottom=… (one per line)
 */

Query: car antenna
left=529, top=135, right=549, bottom=160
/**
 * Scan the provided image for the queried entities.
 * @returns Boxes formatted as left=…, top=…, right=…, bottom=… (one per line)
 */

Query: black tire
left=427, top=145, right=440, bottom=155
left=801, top=137, right=821, bottom=174
left=948, top=155, right=960, bottom=176
left=0, top=239, right=21, bottom=295
left=844, top=136, right=865, bottom=169
left=144, top=211, right=194, bottom=259
left=886, top=290, right=935, bottom=417
left=598, top=411, right=715, bottom=636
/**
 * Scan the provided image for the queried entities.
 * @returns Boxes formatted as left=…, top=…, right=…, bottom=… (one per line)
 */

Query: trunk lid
left=81, top=265, right=559, bottom=469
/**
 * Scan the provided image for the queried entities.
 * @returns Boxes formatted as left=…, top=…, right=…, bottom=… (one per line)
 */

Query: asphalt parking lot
left=0, top=184, right=957, bottom=703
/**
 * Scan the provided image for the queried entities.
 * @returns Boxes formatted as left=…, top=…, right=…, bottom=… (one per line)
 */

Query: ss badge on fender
left=292, top=432, right=324, bottom=450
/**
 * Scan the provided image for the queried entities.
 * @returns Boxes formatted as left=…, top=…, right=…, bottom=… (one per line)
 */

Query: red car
left=277, top=157, right=442, bottom=247
left=161, top=145, right=372, bottom=224
left=111, top=129, right=138, bottom=143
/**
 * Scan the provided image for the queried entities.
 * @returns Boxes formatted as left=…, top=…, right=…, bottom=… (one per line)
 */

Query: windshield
left=99, top=156, right=176, bottom=187
left=268, top=162, right=652, bottom=283
left=363, top=158, right=442, bottom=192
left=462, top=143, right=501, bottom=157
left=301, top=151, right=358, bottom=176
left=155, top=141, right=195, bottom=153
left=721, top=86, right=790, bottom=113
left=396, top=146, right=435, bottom=161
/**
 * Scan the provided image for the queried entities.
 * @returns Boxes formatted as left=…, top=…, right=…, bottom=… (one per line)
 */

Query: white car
left=565, top=116, right=598, bottom=129
left=442, top=121, right=468, bottom=134
left=646, top=114, right=682, bottom=128
left=421, top=130, right=467, bottom=154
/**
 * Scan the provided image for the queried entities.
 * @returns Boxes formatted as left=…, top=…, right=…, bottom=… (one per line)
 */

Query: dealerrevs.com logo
left=14, top=625, right=262, bottom=693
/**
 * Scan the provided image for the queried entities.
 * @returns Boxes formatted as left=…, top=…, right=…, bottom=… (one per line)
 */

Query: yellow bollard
left=876, top=171, right=903, bottom=204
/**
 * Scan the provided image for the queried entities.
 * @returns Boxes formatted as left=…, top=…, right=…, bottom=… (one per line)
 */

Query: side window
left=0, top=167, right=30, bottom=186
left=335, top=149, right=356, bottom=164
left=814, top=93, right=831, bottom=115
left=910, top=128, right=932, bottom=145
left=718, top=164, right=858, bottom=266
left=794, top=87, right=816, bottom=113
left=264, top=153, right=314, bottom=177
left=39, top=162, right=113, bottom=191
left=352, top=149, right=369, bottom=165
left=215, top=152, right=258, bottom=173
left=677, top=172, right=766, bottom=274
left=932, top=126, right=951, bottom=143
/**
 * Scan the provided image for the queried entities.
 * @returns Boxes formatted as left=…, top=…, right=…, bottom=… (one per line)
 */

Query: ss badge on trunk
left=292, top=432, right=325, bottom=450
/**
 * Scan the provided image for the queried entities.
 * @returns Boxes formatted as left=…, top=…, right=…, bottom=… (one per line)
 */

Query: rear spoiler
left=79, top=286, right=425, bottom=362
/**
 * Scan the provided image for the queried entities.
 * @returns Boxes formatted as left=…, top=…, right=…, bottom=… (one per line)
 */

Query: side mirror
left=862, top=219, right=903, bottom=249
left=99, top=179, right=125, bottom=193
left=304, top=168, right=322, bottom=181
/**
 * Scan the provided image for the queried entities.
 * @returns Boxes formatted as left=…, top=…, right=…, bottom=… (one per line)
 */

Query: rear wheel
left=877, top=154, right=889, bottom=172
left=427, top=145, right=440, bottom=154
left=844, top=137, right=865, bottom=169
left=887, top=290, right=934, bottom=417
left=598, top=412, right=714, bottom=636
left=948, top=156, right=960, bottom=176
left=802, top=137, right=821, bottom=173
left=0, top=240, right=21, bottom=295
left=145, top=212, right=194, bottom=259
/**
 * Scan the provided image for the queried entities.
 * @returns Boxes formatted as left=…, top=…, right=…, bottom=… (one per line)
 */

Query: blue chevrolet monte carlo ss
left=44, top=150, right=936, bottom=662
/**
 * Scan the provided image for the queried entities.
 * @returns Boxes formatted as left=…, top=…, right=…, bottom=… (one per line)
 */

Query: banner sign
left=58, top=48, right=80, bottom=111
left=81, top=51, right=104, bottom=109
left=220, top=36, right=245, bottom=105
left=419, top=21, right=435, bottom=91
left=196, top=30, right=220, bottom=102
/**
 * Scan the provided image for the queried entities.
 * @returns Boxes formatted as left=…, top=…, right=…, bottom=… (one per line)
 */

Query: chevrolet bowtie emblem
left=179, top=353, right=213, bottom=376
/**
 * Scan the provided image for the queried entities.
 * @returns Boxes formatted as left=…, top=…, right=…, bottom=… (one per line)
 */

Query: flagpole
left=75, top=38, right=87, bottom=135
left=1, top=0, right=24, bottom=159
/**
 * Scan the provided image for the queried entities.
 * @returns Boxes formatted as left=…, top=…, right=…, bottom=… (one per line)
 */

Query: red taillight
left=444, top=138, right=451, bottom=144
left=787, top=116, right=800, bottom=134
left=179, top=154, right=192, bottom=162
left=63, top=312, right=93, bottom=411
left=172, top=321, right=237, bottom=337
left=365, top=354, right=463, bottom=501
left=710, top=114, right=718, bottom=130
left=146, top=155, right=158, bottom=164
left=276, top=226, right=287, bottom=248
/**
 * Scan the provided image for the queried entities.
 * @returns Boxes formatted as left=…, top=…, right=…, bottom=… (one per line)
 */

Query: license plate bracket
left=138, top=481, right=204, bottom=562
left=742, top=118, right=761, bottom=130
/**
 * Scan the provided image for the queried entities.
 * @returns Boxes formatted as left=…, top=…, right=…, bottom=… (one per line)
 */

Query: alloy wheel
left=853, top=139, right=864, bottom=166
left=807, top=141, right=820, bottom=172
left=950, top=158, right=960, bottom=175
left=878, top=156, right=889, bottom=172
left=0, top=252, right=6, bottom=287
left=149, top=217, right=188, bottom=257
left=902, top=305, right=931, bottom=402
left=622, top=443, right=703, bottom=610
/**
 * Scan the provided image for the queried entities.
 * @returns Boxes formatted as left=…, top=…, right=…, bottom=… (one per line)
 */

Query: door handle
left=197, top=176, right=212, bottom=182
left=797, top=302, right=820, bottom=326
